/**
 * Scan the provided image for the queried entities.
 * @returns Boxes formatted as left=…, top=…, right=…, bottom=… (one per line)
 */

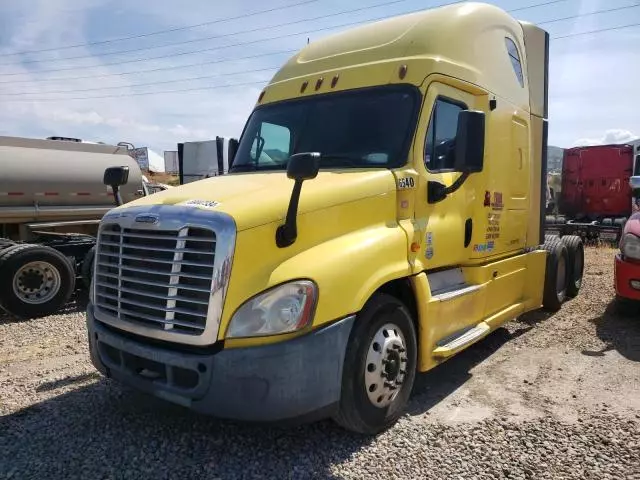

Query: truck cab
left=86, top=2, right=582, bottom=434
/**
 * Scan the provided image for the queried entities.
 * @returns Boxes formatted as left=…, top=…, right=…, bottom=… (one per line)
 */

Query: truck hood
left=122, top=170, right=397, bottom=231
left=623, top=212, right=640, bottom=237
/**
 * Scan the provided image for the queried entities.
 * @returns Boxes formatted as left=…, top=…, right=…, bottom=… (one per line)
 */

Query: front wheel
left=333, top=293, right=417, bottom=435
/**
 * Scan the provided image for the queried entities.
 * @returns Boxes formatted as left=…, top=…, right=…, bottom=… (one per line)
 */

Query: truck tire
left=81, top=245, right=96, bottom=289
left=602, top=218, right=613, bottom=226
left=0, top=244, right=75, bottom=319
left=556, top=215, right=567, bottom=224
left=541, top=239, right=568, bottom=312
left=0, top=239, right=15, bottom=253
left=333, top=293, right=417, bottom=435
left=560, top=235, right=584, bottom=298
left=545, top=215, right=556, bottom=225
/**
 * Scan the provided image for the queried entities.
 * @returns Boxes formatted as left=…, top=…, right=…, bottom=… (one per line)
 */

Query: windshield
left=231, top=86, right=419, bottom=172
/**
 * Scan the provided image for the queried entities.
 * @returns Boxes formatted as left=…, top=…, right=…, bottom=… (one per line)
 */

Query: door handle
left=519, top=148, right=523, bottom=170
left=464, top=218, right=473, bottom=248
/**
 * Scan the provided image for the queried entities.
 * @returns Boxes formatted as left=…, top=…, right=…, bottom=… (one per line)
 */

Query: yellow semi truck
left=87, top=2, right=585, bottom=434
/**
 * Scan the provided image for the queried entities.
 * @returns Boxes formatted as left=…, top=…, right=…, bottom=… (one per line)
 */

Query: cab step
left=432, top=322, right=491, bottom=358
left=428, top=268, right=481, bottom=301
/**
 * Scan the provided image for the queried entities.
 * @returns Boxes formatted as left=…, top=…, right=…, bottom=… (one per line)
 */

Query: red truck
left=614, top=212, right=640, bottom=313
left=614, top=150, right=640, bottom=313
left=546, top=144, right=637, bottom=243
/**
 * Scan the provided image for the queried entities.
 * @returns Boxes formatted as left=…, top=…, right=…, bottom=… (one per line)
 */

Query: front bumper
left=614, top=254, right=640, bottom=301
left=87, top=304, right=355, bottom=422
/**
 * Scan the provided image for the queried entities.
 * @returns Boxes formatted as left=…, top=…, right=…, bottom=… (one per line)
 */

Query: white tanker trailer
left=0, top=135, right=158, bottom=319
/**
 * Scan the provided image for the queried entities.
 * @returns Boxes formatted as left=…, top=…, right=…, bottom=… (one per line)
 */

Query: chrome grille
left=94, top=224, right=216, bottom=335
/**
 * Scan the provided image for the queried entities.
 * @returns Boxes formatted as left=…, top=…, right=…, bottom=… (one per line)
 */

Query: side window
left=424, top=98, right=465, bottom=171
left=250, top=121, right=291, bottom=164
left=505, top=37, right=524, bottom=87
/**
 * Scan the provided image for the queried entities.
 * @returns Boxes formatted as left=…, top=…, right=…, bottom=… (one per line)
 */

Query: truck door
left=405, top=80, right=489, bottom=344
left=411, top=80, right=489, bottom=271
left=410, top=79, right=526, bottom=322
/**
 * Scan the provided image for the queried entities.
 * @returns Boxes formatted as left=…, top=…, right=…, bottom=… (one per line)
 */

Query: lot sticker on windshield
left=181, top=199, right=220, bottom=209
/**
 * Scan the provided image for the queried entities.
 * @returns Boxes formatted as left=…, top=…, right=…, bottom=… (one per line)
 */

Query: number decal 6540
left=397, top=177, right=415, bottom=189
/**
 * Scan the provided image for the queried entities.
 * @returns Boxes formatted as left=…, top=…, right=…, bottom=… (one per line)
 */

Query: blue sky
left=0, top=0, right=638, bottom=153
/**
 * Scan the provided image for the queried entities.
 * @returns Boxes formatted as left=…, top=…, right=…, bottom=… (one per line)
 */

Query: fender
left=269, top=223, right=412, bottom=327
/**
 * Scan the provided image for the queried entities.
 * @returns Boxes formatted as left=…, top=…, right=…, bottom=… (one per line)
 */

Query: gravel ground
left=1, top=247, right=639, bottom=479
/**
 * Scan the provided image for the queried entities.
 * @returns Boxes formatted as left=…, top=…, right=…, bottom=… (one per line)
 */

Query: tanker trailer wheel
left=333, top=293, right=417, bottom=435
left=0, top=239, right=15, bottom=252
left=541, top=239, right=569, bottom=312
left=0, top=244, right=75, bottom=319
left=560, top=235, right=584, bottom=298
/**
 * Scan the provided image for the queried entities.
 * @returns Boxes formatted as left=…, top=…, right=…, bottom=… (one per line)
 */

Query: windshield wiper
left=230, top=153, right=365, bottom=173
left=229, top=163, right=256, bottom=173
left=318, top=153, right=364, bottom=167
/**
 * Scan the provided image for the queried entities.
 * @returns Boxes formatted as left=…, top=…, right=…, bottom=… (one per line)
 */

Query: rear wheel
left=333, top=293, right=417, bottom=435
left=0, top=244, right=75, bottom=319
left=542, top=239, right=568, bottom=312
left=560, top=235, right=584, bottom=298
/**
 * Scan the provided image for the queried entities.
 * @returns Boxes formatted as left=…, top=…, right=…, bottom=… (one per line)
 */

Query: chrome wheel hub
left=364, top=323, right=408, bottom=408
left=12, top=261, right=61, bottom=305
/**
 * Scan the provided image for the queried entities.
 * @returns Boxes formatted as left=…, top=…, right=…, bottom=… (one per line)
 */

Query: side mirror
left=286, top=152, right=321, bottom=181
left=228, top=138, right=239, bottom=168
left=276, top=152, right=321, bottom=248
left=454, top=110, right=485, bottom=173
left=103, top=166, right=129, bottom=187
left=103, top=166, right=129, bottom=207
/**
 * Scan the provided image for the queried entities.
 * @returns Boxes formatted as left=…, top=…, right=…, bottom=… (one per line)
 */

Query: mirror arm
left=112, top=185, right=124, bottom=206
left=444, top=171, right=470, bottom=195
left=276, top=179, right=304, bottom=248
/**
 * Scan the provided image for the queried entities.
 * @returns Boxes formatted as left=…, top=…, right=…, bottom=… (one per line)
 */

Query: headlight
left=622, top=233, right=640, bottom=260
left=226, top=280, right=317, bottom=338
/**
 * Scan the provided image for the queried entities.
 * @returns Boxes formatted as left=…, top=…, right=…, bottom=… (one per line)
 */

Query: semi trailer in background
left=0, top=135, right=156, bottom=319
left=177, top=136, right=238, bottom=184
left=545, top=143, right=638, bottom=243
left=164, top=150, right=179, bottom=174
